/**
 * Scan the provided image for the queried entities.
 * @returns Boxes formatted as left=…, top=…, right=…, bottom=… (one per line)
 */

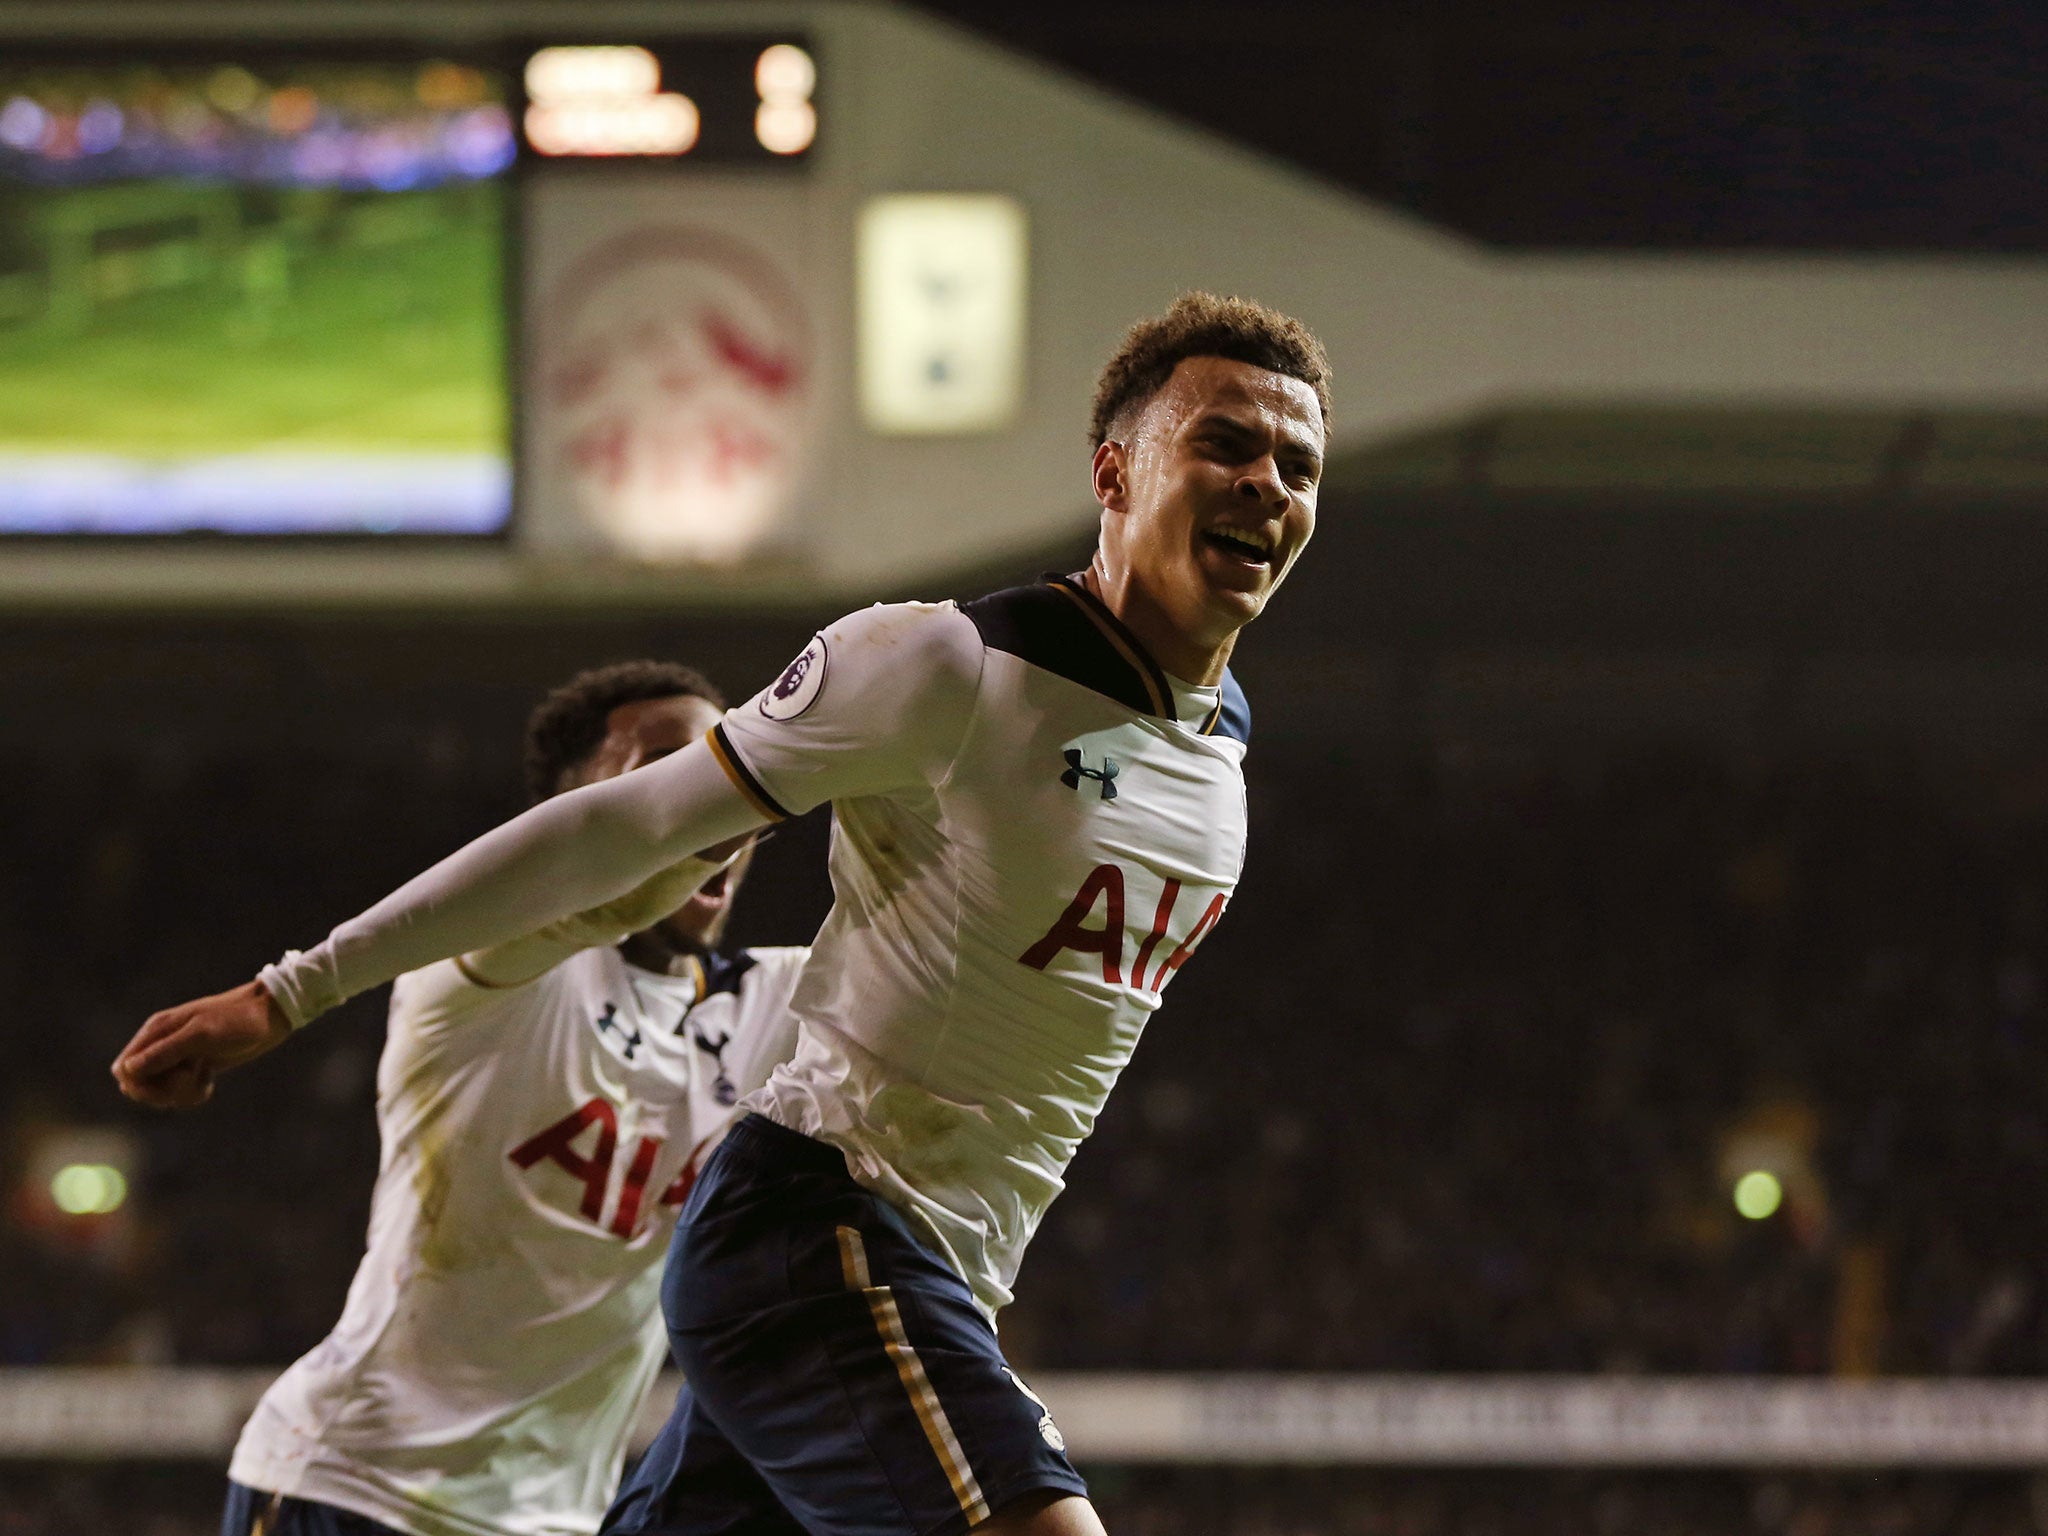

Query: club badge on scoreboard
left=534, top=223, right=815, bottom=564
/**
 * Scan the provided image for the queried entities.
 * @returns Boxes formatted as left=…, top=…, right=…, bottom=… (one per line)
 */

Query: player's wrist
left=258, top=946, right=340, bottom=1031
left=249, top=975, right=292, bottom=1036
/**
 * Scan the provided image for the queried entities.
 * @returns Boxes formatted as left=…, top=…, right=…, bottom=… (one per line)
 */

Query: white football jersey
left=230, top=943, right=805, bottom=1536
left=713, top=576, right=1249, bottom=1314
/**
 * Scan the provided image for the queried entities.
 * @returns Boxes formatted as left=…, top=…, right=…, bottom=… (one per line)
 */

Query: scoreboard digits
left=517, top=37, right=816, bottom=164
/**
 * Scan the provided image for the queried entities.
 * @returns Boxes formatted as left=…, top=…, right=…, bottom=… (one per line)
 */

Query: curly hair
left=523, top=660, right=726, bottom=804
left=1088, top=291, right=1331, bottom=448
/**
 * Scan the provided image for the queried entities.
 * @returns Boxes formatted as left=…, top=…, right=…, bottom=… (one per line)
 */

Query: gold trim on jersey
left=1048, top=580, right=1172, bottom=718
left=834, top=1224, right=990, bottom=1524
left=705, top=725, right=791, bottom=822
left=453, top=953, right=523, bottom=990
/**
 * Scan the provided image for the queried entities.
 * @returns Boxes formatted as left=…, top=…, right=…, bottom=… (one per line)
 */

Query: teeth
left=1210, top=528, right=1270, bottom=558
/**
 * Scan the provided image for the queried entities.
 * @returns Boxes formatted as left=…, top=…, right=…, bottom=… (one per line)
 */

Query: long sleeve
left=451, top=851, right=732, bottom=991
left=713, top=601, right=983, bottom=815
left=260, top=739, right=769, bottom=1027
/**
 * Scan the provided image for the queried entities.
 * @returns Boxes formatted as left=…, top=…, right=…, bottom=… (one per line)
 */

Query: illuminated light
left=755, top=44, right=816, bottom=103
left=291, top=131, right=351, bottom=182
left=1733, top=1169, right=1783, bottom=1220
left=167, top=97, right=217, bottom=145
left=525, top=46, right=660, bottom=104
left=523, top=44, right=695, bottom=158
left=0, top=96, right=48, bottom=152
left=205, top=65, right=262, bottom=116
left=365, top=131, right=426, bottom=192
left=525, top=95, right=698, bottom=157
left=42, top=115, right=80, bottom=162
left=77, top=101, right=123, bottom=154
left=858, top=194, right=1029, bottom=434
left=754, top=99, right=815, bottom=156
left=51, top=1163, right=127, bottom=1217
left=416, top=60, right=485, bottom=110
left=446, top=105, right=517, bottom=177
left=267, top=85, right=318, bottom=136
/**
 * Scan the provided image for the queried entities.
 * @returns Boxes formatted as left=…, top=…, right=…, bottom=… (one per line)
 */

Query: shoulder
left=961, top=575, right=1178, bottom=718
left=720, top=947, right=808, bottom=1054
left=723, top=946, right=808, bottom=1006
left=391, top=946, right=594, bottom=1019
left=731, top=944, right=809, bottom=986
left=821, top=601, right=980, bottom=672
left=716, top=606, right=982, bottom=813
left=1208, top=668, right=1252, bottom=747
left=756, top=601, right=981, bottom=720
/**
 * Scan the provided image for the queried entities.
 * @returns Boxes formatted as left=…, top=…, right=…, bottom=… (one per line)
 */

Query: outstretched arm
left=112, top=738, right=768, bottom=1106
left=115, top=597, right=984, bottom=1108
left=448, top=848, right=741, bottom=993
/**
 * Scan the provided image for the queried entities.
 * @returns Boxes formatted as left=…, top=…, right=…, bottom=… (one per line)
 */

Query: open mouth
left=691, top=865, right=732, bottom=908
left=1202, top=526, right=1274, bottom=568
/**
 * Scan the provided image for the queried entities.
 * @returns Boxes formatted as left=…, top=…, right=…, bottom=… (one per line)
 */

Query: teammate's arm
left=112, top=742, right=769, bottom=1107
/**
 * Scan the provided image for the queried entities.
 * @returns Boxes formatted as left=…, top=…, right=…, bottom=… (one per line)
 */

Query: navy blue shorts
left=221, top=1482, right=407, bottom=1536
left=603, top=1114, right=1087, bottom=1536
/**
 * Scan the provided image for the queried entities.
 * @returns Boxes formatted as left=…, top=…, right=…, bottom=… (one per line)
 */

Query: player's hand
left=111, top=979, right=292, bottom=1109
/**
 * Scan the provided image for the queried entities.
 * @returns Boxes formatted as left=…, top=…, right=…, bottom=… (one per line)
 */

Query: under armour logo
left=595, top=1002, right=642, bottom=1062
left=1061, top=749, right=1119, bottom=800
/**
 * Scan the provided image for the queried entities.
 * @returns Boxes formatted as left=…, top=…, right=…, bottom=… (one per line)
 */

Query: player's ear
left=1092, top=439, right=1130, bottom=515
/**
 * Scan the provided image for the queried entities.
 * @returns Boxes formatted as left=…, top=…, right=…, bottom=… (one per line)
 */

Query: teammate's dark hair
left=1088, top=291, right=1331, bottom=449
left=523, top=660, right=726, bottom=804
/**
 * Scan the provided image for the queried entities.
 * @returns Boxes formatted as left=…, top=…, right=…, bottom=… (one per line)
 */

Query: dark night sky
left=913, top=0, right=2048, bottom=251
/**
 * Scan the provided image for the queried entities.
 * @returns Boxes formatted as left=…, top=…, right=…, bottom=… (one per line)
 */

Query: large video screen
left=0, top=55, right=514, bottom=535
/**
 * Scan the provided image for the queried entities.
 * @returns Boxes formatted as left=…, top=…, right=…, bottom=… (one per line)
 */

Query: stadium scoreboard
left=0, top=33, right=819, bottom=542
left=518, top=40, right=817, bottom=163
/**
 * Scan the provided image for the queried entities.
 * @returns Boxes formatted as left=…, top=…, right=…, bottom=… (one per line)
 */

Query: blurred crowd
left=1091, top=1469, right=2048, bottom=1536
left=7, top=738, right=2048, bottom=1379
left=1017, top=745, right=2048, bottom=1376
left=0, top=745, right=517, bottom=1367
left=9, top=1465, right=2048, bottom=1536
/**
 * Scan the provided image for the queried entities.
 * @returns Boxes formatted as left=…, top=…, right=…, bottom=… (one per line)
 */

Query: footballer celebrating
left=218, top=663, right=805, bottom=1536
left=117, top=293, right=1330, bottom=1536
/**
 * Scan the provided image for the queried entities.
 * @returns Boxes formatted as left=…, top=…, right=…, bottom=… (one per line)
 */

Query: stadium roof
left=4, top=0, right=2039, bottom=252
left=919, top=0, right=2048, bottom=253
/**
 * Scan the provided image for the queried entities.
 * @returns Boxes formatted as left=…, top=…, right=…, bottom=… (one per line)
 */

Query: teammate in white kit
left=116, top=293, right=1331, bottom=1536
left=194, top=662, right=802, bottom=1536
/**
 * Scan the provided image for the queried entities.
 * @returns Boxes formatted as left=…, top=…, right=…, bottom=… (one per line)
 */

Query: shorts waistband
left=721, top=1112, right=850, bottom=1176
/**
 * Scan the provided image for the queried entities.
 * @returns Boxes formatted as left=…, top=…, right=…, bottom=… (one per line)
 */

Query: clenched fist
left=112, top=979, right=293, bottom=1109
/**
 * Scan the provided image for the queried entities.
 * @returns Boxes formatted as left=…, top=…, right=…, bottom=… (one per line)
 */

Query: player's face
left=570, top=694, right=753, bottom=951
left=1098, top=356, right=1324, bottom=652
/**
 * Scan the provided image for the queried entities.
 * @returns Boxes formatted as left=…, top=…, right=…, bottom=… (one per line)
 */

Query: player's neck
left=1079, top=558, right=1235, bottom=688
left=618, top=926, right=711, bottom=977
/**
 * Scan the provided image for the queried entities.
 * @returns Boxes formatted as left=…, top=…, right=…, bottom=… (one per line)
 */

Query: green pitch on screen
left=0, top=179, right=506, bottom=457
